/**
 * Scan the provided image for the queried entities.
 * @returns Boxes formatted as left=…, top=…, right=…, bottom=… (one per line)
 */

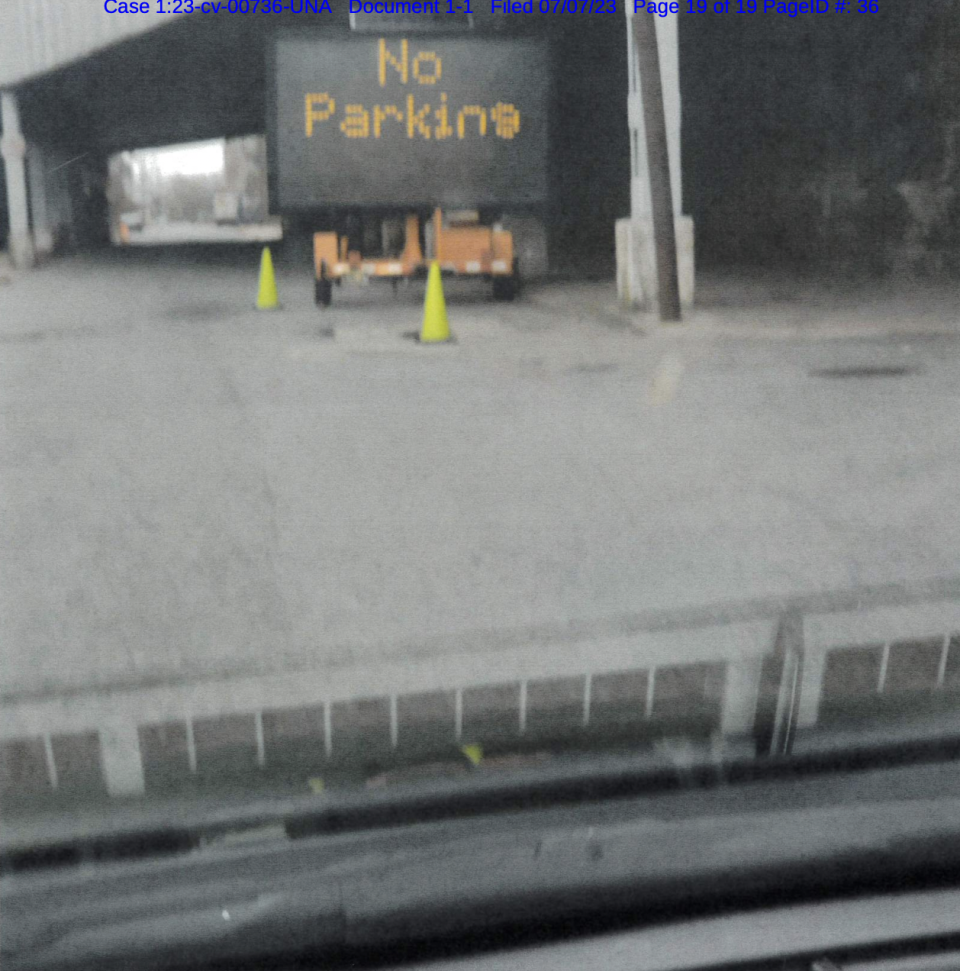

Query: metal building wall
left=0, top=0, right=183, bottom=87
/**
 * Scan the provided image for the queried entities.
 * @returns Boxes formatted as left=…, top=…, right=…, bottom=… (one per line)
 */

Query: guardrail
left=2, top=577, right=959, bottom=808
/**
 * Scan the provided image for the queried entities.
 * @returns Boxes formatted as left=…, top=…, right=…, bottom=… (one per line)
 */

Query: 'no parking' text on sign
left=272, top=33, right=549, bottom=209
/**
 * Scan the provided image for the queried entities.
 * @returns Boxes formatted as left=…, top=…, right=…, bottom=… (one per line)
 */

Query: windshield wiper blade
left=7, top=798, right=960, bottom=971
left=5, top=716, right=960, bottom=876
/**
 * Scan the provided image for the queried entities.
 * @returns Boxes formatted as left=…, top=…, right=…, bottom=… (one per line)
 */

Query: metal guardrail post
left=754, top=610, right=804, bottom=757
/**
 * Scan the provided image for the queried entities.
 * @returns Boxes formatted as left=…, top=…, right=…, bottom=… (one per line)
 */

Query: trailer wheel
left=315, top=277, right=333, bottom=308
left=492, top=258, right=520, bottom=302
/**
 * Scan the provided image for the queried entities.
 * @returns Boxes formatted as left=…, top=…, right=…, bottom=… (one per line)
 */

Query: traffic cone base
left=419, top=262, right=452, bottom=343
left=256, top=246, right=280, bottom=310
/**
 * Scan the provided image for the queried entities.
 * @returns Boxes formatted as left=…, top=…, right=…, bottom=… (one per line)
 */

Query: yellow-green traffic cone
left=419, top=261, right=452, bottom=342
left=256, top=246, right=279, bottom=310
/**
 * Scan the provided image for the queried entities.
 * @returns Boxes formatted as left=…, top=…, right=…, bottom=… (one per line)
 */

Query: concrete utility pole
left=632, top=12, right=681, bottom=322
left=1, top=90, right=35, bottom=269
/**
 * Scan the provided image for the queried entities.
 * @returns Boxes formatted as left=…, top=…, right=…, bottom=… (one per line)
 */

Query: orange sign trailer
left=312, top=207, right=519, bottom=307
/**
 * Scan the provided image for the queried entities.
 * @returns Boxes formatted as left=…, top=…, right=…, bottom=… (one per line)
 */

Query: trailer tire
left=315, top=277, right=333, bottom=308
left=492, top=258, right=520, bottom=302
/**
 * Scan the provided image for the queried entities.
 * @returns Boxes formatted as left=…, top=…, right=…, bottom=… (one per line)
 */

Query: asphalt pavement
left=2, top=250, right=959, bottom=698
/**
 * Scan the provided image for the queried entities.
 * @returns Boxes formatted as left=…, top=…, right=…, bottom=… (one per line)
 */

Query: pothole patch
left=164, top=302, right=234, bottom=322
left=0, top=325, right=104, bottom=344
left=571, top=362, right=618, bottom=375
left=0, top=331, right=45, bottom=344
left=810, top=365, right=922, bottom=379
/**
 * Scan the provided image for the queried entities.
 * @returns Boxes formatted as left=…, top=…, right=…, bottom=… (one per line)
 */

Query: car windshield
left=1, top=0, right=959, bottom=875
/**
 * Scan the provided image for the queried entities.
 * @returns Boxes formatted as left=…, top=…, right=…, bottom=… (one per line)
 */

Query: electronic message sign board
left=272, top=32, right=549, bottom=209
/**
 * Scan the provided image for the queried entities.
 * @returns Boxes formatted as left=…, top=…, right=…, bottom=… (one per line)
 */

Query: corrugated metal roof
left=0, top=0, right=184, bottom=87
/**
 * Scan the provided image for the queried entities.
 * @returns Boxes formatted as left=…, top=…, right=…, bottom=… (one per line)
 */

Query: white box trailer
left=213, top=192, right=240, bottom=225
